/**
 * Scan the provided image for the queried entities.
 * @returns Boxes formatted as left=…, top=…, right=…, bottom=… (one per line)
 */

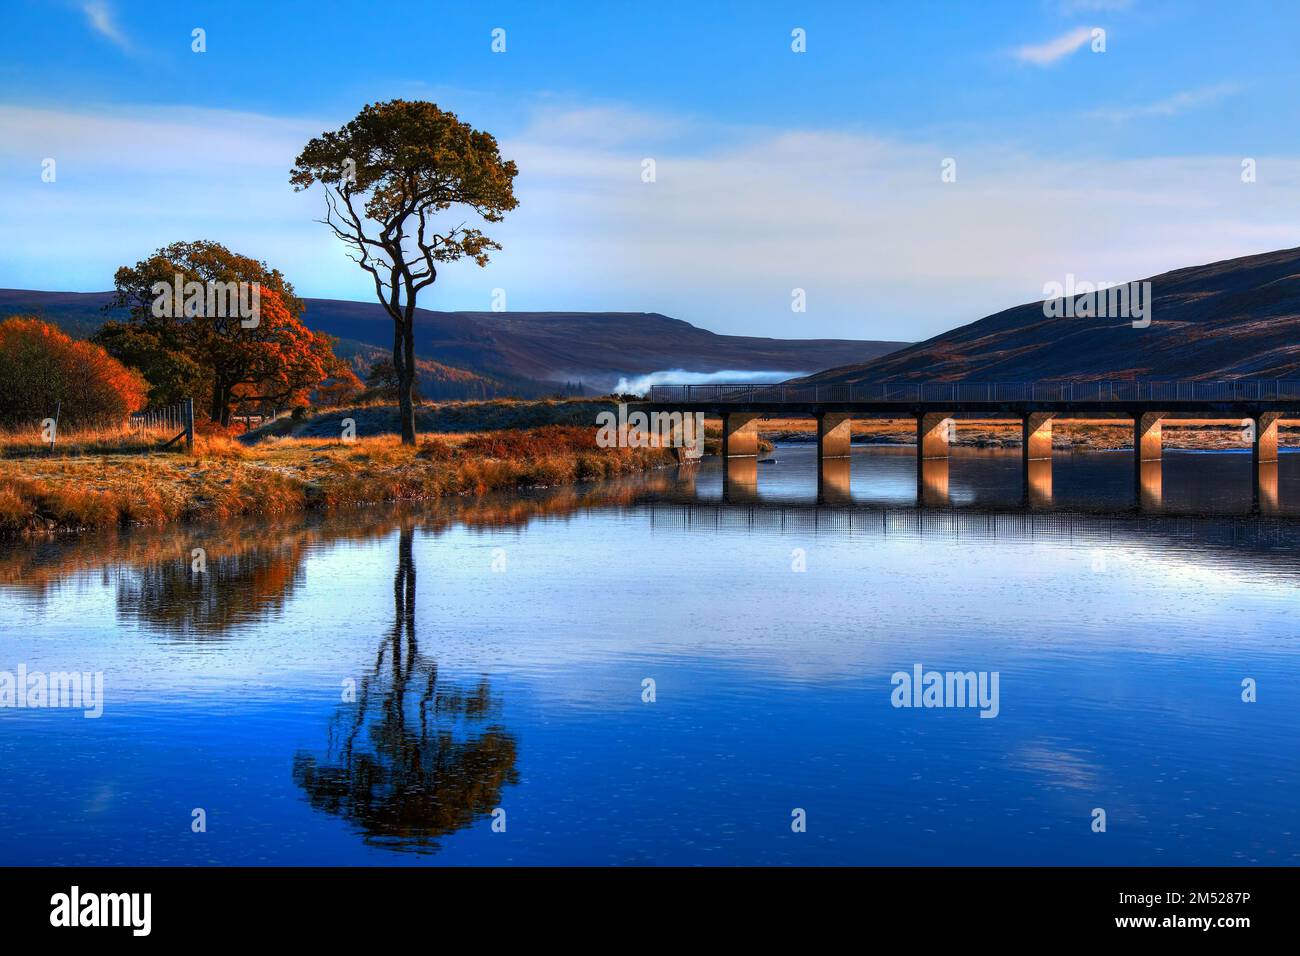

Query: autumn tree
left=0, top=317, right=148, bottom=428
left=100, top=241, right=338, bottom=425
left=291, top=100, right=519, bottom=444
left=313, top=362, right=366, bottom=408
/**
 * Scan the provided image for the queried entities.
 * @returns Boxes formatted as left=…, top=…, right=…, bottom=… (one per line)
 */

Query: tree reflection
left=113, top=538, right=307, bottom=638
left=292, top=522, right=519, bottom=853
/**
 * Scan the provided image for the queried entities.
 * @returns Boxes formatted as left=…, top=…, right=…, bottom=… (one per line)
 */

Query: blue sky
left=2, top=0, right=1299, bottom=340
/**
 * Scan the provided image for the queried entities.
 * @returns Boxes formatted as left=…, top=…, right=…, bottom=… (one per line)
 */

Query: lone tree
left=291, top=100, right=519, bottom=445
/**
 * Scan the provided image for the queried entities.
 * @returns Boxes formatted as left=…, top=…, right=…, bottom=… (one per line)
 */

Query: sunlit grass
left=0, top=423, right=675, bottom=536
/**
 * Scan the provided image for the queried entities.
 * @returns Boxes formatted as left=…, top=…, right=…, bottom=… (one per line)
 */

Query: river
left=1, top=444, right=1297, bottom=864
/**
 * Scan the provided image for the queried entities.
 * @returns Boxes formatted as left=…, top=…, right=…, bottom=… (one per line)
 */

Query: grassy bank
left=0, top=425, right=676, bottom=537
left=242, top=397, right=623, bottom=441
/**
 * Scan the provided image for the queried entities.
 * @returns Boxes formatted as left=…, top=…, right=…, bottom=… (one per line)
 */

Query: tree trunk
left=209, top=387, right=224, bottom=426
left=396, top=319, right=417, bottom=445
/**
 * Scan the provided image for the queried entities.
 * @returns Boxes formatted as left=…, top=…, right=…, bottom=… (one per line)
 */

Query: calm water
left=2, top=445, right=1298, bottom=865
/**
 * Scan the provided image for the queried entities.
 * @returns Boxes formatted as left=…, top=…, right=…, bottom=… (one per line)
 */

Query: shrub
left=0, top=317, right=148, bottom=429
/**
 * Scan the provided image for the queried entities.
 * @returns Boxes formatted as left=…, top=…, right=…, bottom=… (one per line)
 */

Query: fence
left=130, top=397, right=194, bottom=450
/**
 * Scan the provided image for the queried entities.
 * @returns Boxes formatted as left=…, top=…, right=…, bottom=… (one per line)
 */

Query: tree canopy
left=0, top=317, right=148, bottom=429
left=291, top=100, right=518, bottom=443
left=98, top=240, right=343, bottom=425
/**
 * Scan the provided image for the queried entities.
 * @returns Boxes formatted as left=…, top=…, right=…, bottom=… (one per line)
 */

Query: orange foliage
left=0, top=317, right=148, bottom=429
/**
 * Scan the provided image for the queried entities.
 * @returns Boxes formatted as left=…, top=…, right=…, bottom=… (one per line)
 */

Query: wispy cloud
left=1086, top=83, right=1242, bottom=122
left=1013, top=26, right=1097, bottom=66
left=81, top=1, right=130, bottom=53
left=5, top=100, right=1300, bottom=341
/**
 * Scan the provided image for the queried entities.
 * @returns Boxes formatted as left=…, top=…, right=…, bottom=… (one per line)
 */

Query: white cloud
left=3, top=100, right=1300, bottom=342
left=1086, top=83, right=1242, bottom=122
left=1013, top=26, right=1097, bottom=65
left=81, top=1, right=130, bottom=53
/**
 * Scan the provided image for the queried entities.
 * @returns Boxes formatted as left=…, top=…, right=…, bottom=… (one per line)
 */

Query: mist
left=614, top=369, right=806, bottom=396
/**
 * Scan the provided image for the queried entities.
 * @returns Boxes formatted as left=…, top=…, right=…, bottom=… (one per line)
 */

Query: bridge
left=644, top=380, right=1300, bottom=510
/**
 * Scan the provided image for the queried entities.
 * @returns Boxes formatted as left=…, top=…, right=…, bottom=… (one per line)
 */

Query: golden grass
left=0, top=421, right=185, bottom=457
left=0, top=425, right=675, bottom=537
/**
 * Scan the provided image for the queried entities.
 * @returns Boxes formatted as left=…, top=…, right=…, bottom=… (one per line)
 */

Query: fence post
left=184, top=398, right=194, bottom=451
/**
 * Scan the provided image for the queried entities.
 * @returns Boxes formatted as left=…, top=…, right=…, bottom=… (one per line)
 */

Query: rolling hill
left=0, top=289, right=906, bottom=399
left=798, top=246, right=1300, bottom=385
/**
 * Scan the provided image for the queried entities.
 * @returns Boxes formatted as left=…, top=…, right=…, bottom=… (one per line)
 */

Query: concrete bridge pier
left=916, top=412, right=954, bottom=459
left=1133, top=412, right=1166, bottom=462
left=722, top=412, right=761, bottom=458
left=1021, top=412, right=1055, bottom=507
left=1252, top=412, right=1281, bottom=467
left=817, top=412, right=853, bottom=463
left=1133, top=412, right=1166, bottom=505
left=915, top=412, right=954, bottom=507
left=1249, top=414, right=1282, bottom=512
left=1022, top=413, right=1055, bottom=461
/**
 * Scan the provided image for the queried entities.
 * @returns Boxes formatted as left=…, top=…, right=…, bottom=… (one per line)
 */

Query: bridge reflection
left=709, top=446, right=1290, bottom=516
left=638, top=485, right=1300, bottom=570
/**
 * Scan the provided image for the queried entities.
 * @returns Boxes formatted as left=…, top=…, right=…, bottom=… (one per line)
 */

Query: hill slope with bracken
left=797, top=246, right=1300, bottom=385
left=295, top=300, right=906, bottom=392
left=0, top=289, right=906, bottom=398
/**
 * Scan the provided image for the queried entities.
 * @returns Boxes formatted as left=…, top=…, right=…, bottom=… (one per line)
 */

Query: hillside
left=290, top=299, right=905, bottom=392
left=798, top=246, right=1300, bottom=385
left=0, top=289, right=905, bottom=398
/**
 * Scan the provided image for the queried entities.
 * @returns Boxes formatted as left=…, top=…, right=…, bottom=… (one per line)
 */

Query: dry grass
left=0, top=422, right=181, bottom=458
left=0, top=424, right=675, bottom=537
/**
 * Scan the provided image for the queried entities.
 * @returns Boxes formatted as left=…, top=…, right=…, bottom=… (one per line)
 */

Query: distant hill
left=0, top=289, right=906, bottom=399
left=292, top=299, right=906, bottom=393
left=797, top=246, right=1300, bottom=385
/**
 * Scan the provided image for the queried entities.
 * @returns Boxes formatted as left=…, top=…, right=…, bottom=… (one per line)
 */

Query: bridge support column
left=1022, top=413, right=1055, bottom=460
left=1021, top=413, right=1054, bottom=507
left=917, top=412, right=954, bottom=459
left=1133, top=412, right=1165, bottom=462
left=1252, top=412, right=1281, bottom=466
left=721, top=412, right=761, bottom=458
left=1132, top=413, right=1166, bottom=508
left=817, top=413, right=853, bottom=462
left=1248, top=414, right=1282, bottom=511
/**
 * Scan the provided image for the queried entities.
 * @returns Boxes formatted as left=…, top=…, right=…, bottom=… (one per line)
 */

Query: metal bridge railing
left=646, top=380, right=1300, bottom=404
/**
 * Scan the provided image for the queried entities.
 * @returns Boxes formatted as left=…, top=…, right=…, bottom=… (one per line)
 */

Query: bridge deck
left=645, top=381, right=1300, bottom=416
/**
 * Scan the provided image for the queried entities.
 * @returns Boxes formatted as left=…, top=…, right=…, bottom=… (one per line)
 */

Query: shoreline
left=0, top=425, right=677, bottom=539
